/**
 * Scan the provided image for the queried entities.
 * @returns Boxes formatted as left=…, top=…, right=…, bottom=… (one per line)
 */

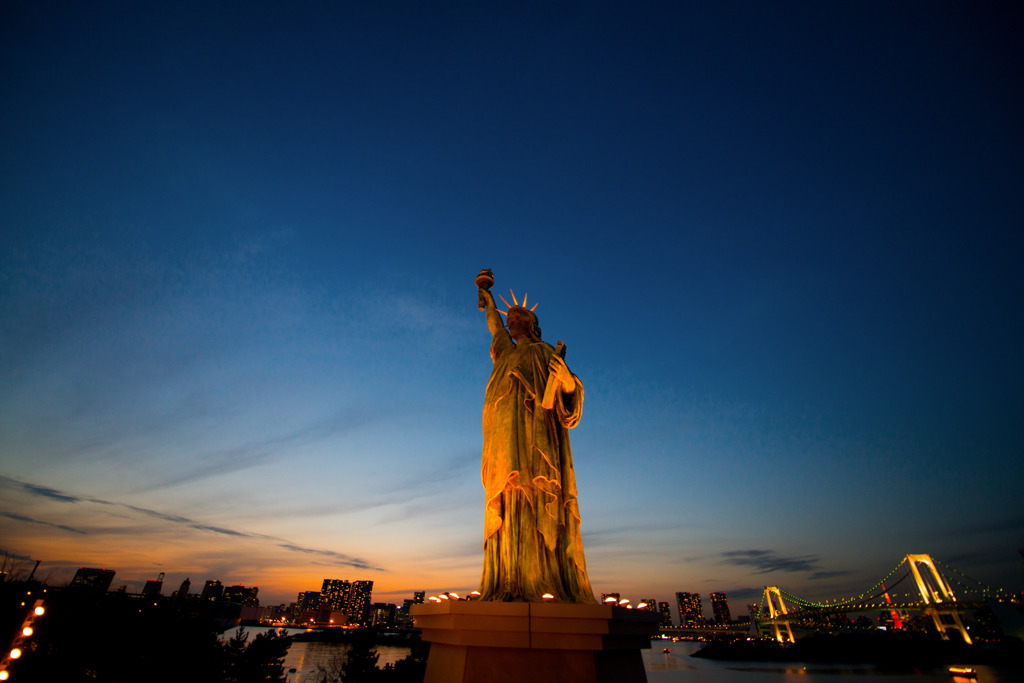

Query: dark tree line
left=2, top=581, right=288, bottom=683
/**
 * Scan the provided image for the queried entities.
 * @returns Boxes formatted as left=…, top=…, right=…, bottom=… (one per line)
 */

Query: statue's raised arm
left=476, top=269, right=505, bottom=340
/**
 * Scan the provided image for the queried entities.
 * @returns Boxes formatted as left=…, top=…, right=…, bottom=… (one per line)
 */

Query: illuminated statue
left=475, top=270, right=596, bottom=603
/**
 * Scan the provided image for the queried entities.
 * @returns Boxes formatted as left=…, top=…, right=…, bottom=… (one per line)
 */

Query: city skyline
left=2, top=3, right=1022, bottom=610
left=6, top=554, right=1004, bottom=630
left=45, top=563, right=749, bottom=629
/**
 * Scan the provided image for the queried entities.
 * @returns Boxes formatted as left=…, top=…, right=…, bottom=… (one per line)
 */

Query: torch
left=475, top=269, right=494, bottom=311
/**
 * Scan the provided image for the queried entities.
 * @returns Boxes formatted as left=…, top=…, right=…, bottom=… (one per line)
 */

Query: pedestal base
left=411, top=601, right=660, bottom=683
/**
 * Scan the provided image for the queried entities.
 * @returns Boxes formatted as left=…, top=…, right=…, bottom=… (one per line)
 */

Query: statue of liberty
left=475, top=270, right=597, bottom=603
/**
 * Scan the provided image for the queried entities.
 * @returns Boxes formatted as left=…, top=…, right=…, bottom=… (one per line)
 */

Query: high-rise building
left=369, top=603, right=396, bottom=628
left=321, top=579, right=351, bottom=611
left=397, top=599, right=415, bottom=628
left=640, top=598, right=658, bottom=611
left=676, top=592, right=704, bottom=626
left=224, top=584, right=260, bottom=607
left=344, top=581, right=373, bottom=626
left=293, top=591, right=321, bottom=623
left=710, top=592, right=731, bottom=624
left=141, top=572, right=164, bottom=599
left=70, top=567, right=116, bottom=593
left=398, top=591, right=425, bottom=628
left=200, top=580, right=223, bottom=602
left=297, top=591, right=320, bottom=610
left=175, top=577, right=191, bottom=600
left=658, top=602, right=673, bottom=627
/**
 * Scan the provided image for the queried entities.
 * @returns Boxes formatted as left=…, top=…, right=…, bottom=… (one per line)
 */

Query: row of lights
left=427, top=591, right=480, bottom=602
left=422, top=592, right=664, bottom=611
left=0, top=598, right=46, bottom=680
left=424, top=592, right=648, bottom=607
left=605, top=596, right=647, bottom=609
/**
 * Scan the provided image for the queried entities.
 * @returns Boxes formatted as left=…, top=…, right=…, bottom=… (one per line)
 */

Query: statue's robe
left=479, top=330, right=596, bottom=603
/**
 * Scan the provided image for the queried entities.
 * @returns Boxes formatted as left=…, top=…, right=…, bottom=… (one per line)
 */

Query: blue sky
left=1, top=1, right=1021, bottom=613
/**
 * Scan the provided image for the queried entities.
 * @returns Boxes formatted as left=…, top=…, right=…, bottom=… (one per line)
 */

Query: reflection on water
left=647, top=659, right=700, bottom=672
left=645, top=647, right=699, bottom=671
left=642, top=640, right=1019, bottom=683
left=222, top=627, right=411, bottom=683
left=727, top=666, right=920, bottom=676
left=231, top=629, right=1018, bottom=683
left=285, top=641, right=412, bottom=682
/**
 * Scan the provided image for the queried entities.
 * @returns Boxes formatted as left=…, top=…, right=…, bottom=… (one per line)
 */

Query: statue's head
left=506, top=306, right=542, bottom=341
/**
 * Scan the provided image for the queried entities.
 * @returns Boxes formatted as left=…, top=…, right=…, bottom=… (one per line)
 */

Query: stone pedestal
left=411, top=601, right=660, bottom=683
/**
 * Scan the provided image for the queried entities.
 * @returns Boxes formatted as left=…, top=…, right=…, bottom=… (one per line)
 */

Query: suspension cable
left=776, top=557, right=909, bottom=609
left=767, top=555, right=1018, bottom=614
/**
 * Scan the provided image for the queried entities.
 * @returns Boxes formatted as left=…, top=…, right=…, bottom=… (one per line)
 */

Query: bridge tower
left=762, top=587, right=796, bottom=643
left=905, top=554, right=971, bottom=644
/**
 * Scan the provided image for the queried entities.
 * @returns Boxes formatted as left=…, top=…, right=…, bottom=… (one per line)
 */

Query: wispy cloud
left=0, top=475, right=381, bottom=570
left=133, top=405, right=388, bottom=493
left=20, top=483, right=82, bottom=503
left=934, top=549, right=1017, bottom=569
left=398, top=450, right=478, bottom=489
left=809, top=570, right=854, bottom=580
left=716, top=585, right=765, bottom=601
left=277, top=544, right=379, bottom=569
left=0, top=549, right=35, bottom=563
left=720, top=549, right=821, bottom=574
left=0, top=511, right=88, bottom=535
left=241, top=448, right=479, bottom=528
left=363, top=286, right=479, bottom=352
left=949, top=515, right=1024, bottom=537
left=582, top=519, right=697, bottom=549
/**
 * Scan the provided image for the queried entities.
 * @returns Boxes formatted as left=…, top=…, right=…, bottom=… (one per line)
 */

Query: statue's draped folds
left=479, top=330, right=596, bottom=603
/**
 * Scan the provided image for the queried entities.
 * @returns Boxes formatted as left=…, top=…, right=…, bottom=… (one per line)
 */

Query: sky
left=1, top=1, right=1022, bottom=616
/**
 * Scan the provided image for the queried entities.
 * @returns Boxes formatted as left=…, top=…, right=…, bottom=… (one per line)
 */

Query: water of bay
left=228, top=627, right=415, bottom=682
left=234, top=628, right=1017, bottom=683
left=643, top=641, right=1015, bottom=683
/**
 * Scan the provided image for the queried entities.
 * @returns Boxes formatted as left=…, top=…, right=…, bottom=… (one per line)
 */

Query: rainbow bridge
left=757, top=553, right=1019, bottom=644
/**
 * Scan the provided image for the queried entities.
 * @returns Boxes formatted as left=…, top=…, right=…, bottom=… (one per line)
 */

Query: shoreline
left=692, top=631, right=1024, bottom=668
